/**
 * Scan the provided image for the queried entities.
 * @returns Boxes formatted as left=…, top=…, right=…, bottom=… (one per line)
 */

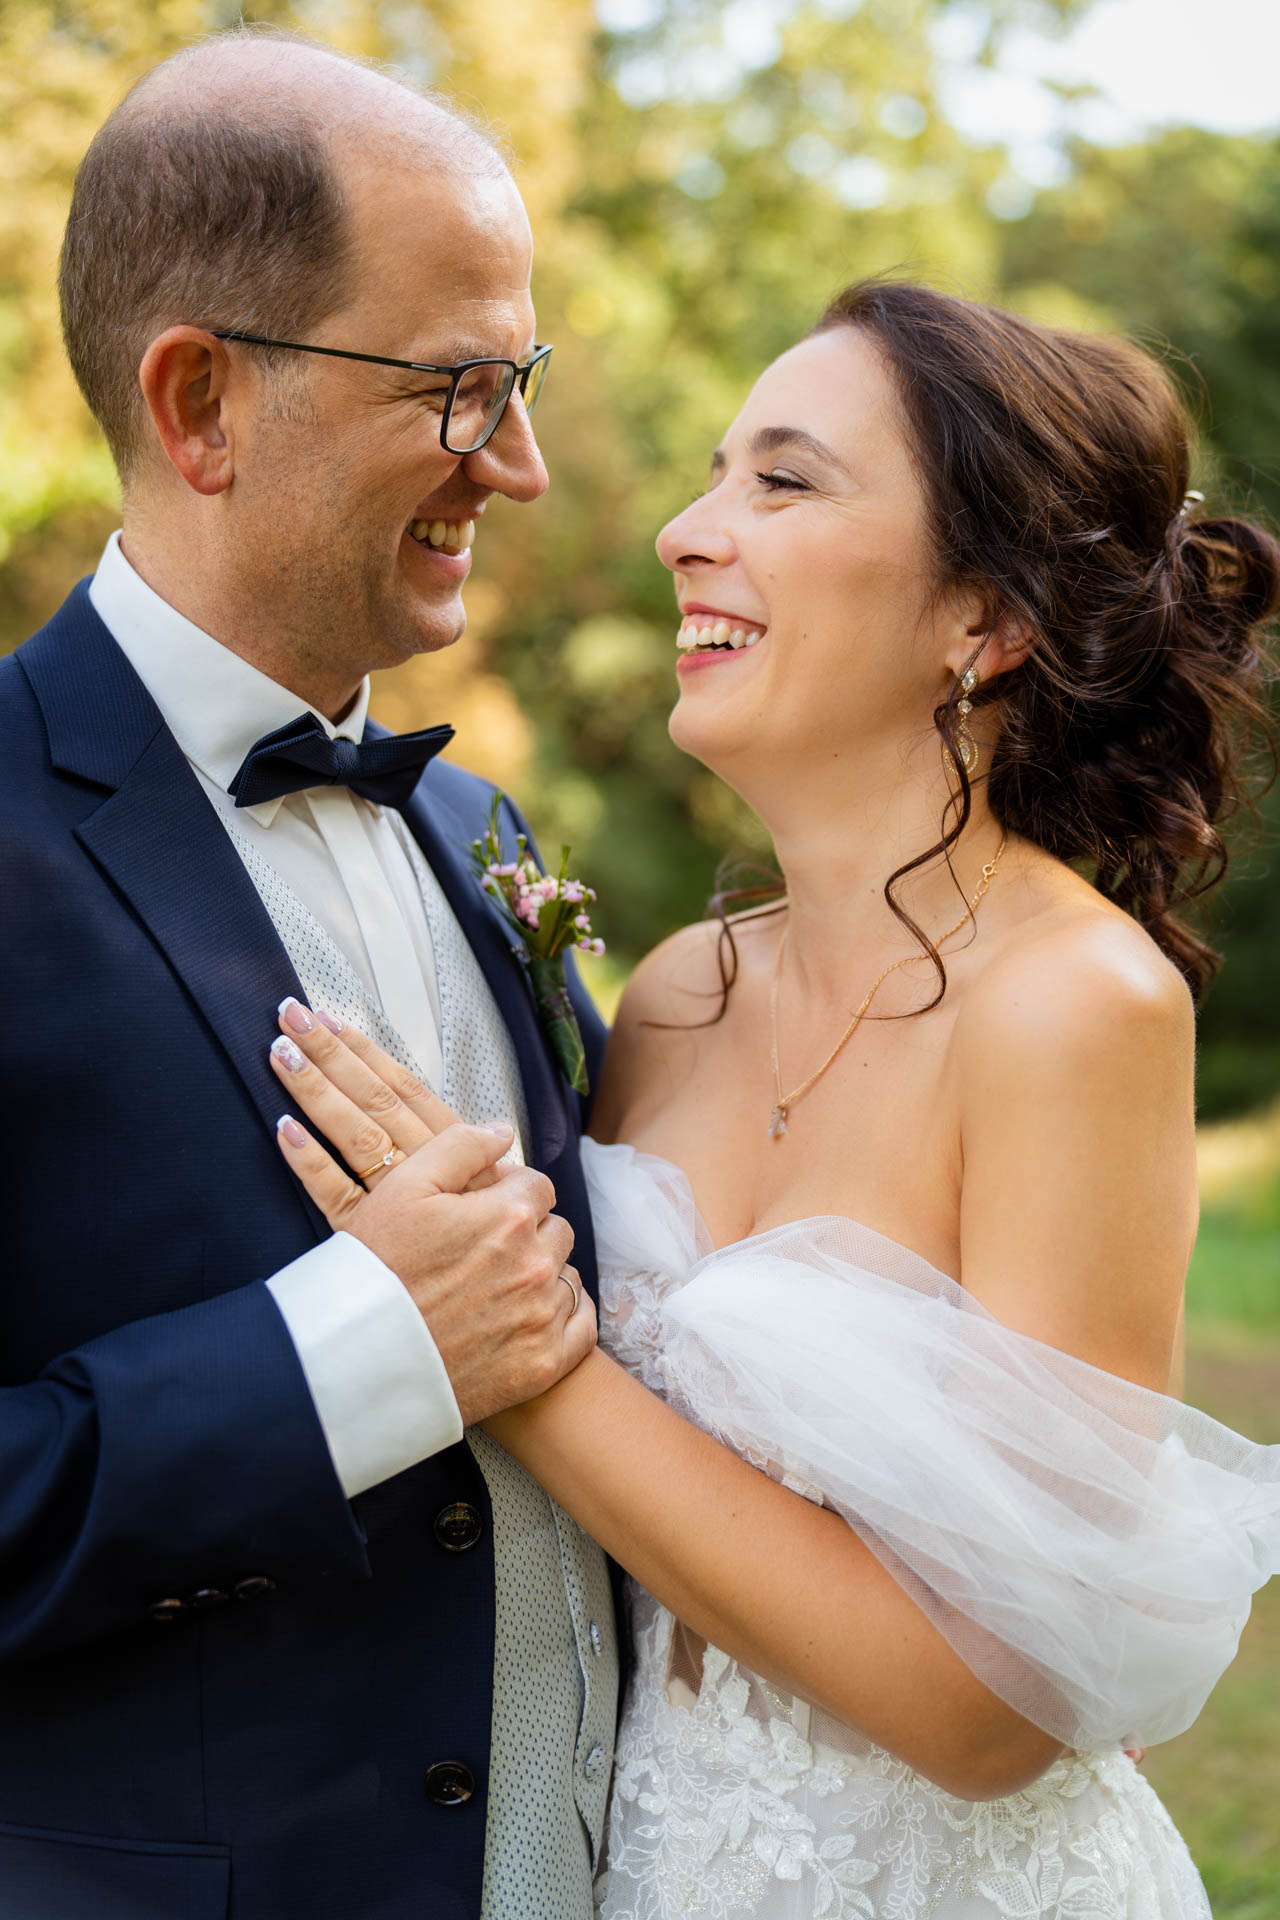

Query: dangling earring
left=943, top=666, right=979, bottom=780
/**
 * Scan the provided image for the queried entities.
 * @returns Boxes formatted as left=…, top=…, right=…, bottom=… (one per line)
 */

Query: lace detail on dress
left=597, top=1589, right=1208, bottom=1920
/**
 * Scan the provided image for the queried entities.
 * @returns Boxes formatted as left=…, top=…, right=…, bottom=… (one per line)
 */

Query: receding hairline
left=113, top=27, right=512, bottom=182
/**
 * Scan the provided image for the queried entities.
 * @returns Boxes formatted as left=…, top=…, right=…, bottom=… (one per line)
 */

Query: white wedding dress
left=583, top=1138, right=1280, bottom=1920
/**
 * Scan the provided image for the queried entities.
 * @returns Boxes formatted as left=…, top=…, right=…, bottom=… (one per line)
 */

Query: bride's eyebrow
left=709, top=426, right=849, bottom=477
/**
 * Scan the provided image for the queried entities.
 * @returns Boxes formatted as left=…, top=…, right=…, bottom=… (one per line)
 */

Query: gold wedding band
left=559, top=1269, right=581, bottom=1317
left=357, top=1146, right=404, bottom=1182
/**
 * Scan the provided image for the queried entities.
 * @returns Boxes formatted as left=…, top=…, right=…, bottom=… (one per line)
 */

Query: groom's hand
left=269, top=1005, right=595, bottom=1425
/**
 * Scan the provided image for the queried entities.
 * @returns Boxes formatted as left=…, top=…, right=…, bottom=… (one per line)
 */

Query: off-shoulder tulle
left=584, top=1137, right=1280, bottom=1753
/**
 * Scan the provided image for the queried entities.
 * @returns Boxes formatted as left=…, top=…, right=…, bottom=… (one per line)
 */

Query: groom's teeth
left=409, top=518, right=476, bottom=553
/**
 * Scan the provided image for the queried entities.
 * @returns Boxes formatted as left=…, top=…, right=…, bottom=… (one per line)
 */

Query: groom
left=0, top=29, right=617, bottom=1920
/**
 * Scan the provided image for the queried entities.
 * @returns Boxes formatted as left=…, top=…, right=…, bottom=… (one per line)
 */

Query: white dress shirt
left=89, top=531, right=464, bottom=1493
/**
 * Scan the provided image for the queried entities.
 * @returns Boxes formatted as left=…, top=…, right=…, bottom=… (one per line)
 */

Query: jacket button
left=423, top=1761, right=476, bottom=1806
left=233, top=1576, right=278, bottom=1602
left=188, top=1588, right=230, bottom=1611
left=149, top=1597, right=185, bottom=1624
left=433, top=1502, right=483, bottom=1553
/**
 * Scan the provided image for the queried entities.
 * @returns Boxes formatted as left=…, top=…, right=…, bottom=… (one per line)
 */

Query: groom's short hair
left=58, top=28, right=507, bottom=485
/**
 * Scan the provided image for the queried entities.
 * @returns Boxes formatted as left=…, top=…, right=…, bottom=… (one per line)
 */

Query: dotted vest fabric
left=221, top=809, right=618, bottom=1919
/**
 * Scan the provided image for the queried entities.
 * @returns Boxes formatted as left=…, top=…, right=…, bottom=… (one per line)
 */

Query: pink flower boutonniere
left=470, top=794, right=604, bottom=1096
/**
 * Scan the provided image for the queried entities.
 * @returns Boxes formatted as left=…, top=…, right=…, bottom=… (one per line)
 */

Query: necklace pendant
left=768, top=1103, right=789, bottom=1140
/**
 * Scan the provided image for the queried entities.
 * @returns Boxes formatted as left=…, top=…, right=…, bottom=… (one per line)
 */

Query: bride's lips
left=676, top=601, right=768, bottom=676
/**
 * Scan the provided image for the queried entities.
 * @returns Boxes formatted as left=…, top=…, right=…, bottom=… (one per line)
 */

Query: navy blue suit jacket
left=0, top=583, right=608, bottom=1919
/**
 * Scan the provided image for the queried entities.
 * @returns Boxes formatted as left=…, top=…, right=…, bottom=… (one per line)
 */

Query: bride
left=270, top=280, right=1280, bottom=1916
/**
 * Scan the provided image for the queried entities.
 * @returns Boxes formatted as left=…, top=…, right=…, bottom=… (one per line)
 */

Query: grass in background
left=1145, top=1102, right=1280, bottom=1916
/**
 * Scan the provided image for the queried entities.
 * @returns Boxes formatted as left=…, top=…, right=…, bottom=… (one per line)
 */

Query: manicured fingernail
left=279, top=996, right=315, bottom=1034
left=315, top=1008, right=345, bottom=1035
left=271, top=1035, right=306, bottom=1073
left=277, top=1114, right=307, bottom=1147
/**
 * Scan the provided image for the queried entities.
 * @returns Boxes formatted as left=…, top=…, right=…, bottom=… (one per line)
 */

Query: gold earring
left=943, top=666, right=979, bottom=779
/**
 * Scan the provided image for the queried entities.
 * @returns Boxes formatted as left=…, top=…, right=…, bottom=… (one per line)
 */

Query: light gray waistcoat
left=223, top=810, right=618, bottom=1920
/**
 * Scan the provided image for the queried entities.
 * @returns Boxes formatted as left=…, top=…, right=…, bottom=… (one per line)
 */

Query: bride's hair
left=708, top=280, right=1277, bottom=1012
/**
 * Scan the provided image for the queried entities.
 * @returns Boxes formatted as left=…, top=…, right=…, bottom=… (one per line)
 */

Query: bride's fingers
left=273, top=1000, right=437, bottom=1161
left=269, top=1030, right=428, bottom=1185
left=303, top=1007, right=464, bottom=1136
left=274, top=1115, right=365, bottom=1230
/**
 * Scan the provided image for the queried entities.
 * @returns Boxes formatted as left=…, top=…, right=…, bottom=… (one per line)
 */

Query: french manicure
left=271, top=1035, right=307, bottom=1074
left=279, top=996, right=315, bottom=1034
left=277, top=1114, right=307, bottom=1147
left=315, top=1009, right=345, bottom=1035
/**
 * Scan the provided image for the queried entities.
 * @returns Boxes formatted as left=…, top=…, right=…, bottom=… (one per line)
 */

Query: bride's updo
left=812, top=281, right=1278, bottom=999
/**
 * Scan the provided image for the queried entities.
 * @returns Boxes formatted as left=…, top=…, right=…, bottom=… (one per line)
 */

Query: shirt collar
left=87, top=529, right=371, bottom=826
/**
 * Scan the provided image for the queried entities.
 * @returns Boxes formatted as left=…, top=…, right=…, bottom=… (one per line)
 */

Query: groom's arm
left=0, top=1270, right=373, bottom=1661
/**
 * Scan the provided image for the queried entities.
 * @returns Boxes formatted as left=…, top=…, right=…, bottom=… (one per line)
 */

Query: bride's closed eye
left=755, top=470, right=809, bottom=492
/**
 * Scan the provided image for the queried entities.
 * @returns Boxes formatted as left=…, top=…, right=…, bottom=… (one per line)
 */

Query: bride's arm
left=488, top=1346, right=1062, bottom=1798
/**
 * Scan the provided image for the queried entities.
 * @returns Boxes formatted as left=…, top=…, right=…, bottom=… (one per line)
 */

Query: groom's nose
left=461, top=392, right=549, bottom=503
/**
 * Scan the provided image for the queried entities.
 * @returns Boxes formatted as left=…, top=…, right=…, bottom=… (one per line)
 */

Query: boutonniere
left=470, top=794, right=605, bottom=1096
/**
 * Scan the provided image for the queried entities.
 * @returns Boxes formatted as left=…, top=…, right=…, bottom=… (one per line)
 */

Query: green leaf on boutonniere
left=469, top=793, right=604, bottom=1097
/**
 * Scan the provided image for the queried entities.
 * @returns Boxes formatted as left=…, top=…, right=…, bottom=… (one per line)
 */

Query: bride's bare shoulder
left=955, top=850, right=1195, bottom=1101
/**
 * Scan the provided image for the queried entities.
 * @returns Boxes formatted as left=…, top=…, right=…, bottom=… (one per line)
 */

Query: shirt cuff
left=266, top=1232, right=464, bottom=1497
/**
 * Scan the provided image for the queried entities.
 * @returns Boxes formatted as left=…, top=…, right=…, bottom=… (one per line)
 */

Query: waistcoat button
left=433, top=1501, right=484, bottom=1553
left=149, top=1597, right=184, bottom=1624
left=423, top=1761, right=476, bottom=1806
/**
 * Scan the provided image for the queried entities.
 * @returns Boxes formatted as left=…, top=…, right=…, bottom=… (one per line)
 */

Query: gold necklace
left=768, top=838, right=1007, bottom=1140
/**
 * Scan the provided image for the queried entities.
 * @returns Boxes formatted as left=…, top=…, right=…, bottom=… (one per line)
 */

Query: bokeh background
left=3, top=0, right=1277, bottom=1907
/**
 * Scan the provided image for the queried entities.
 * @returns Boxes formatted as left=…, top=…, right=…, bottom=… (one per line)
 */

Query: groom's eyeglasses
left=206, top=330, right=553, bottom=454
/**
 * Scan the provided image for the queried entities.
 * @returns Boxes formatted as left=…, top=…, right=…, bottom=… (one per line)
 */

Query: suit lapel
left=19, top=585, right=324, bottom=1240
left=398, top=778, right=570, bottom=1166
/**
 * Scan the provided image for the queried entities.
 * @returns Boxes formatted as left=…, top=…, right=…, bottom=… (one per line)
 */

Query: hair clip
left=1179, top=489, right=1205, bottom=519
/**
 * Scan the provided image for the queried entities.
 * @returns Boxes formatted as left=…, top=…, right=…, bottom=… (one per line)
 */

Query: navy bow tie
left=228, top=712, right=455, bottom=811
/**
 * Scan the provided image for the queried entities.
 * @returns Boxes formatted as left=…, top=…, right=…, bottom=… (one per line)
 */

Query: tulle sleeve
left=651, top=1213, right=1280, bottom=1751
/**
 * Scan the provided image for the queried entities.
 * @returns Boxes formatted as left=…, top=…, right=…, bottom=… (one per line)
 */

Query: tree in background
left=1, top=0, right=1274, bottom=1112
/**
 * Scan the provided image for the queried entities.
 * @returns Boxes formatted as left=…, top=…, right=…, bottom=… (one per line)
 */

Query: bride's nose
left=656, top=498, right=737, bottom=576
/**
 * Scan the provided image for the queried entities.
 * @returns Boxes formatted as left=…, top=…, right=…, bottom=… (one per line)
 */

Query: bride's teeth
left=743, top=630, right=761, bottom=647
left=711, top=620, right=731, bottom=646
left=729, top=628, right=745, bottom=649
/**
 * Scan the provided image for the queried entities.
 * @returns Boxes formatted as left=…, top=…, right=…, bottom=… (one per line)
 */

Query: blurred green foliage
left=0, top=0, right=1275, bottom=1116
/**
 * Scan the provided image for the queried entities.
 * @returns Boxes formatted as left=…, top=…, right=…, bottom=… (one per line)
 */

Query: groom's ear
left=137, top=326, right=238, bottom=497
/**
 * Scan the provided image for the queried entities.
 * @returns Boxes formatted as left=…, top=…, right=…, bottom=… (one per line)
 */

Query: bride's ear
left=946, top=593, right=1035, bottom=685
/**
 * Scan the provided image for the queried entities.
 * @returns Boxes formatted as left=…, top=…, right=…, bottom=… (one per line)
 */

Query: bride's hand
left=267, top=999, right=509, bottom=1215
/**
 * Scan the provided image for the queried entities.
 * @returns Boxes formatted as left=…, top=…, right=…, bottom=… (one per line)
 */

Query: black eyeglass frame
left=206, top=329, right=553, bottom=453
